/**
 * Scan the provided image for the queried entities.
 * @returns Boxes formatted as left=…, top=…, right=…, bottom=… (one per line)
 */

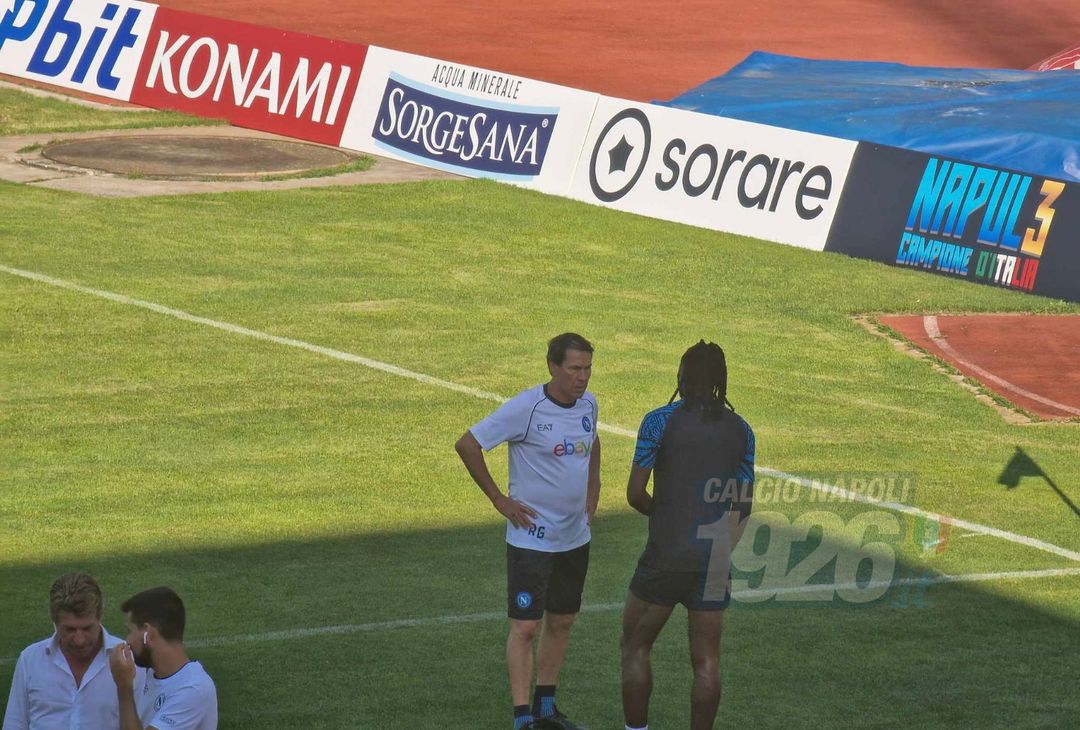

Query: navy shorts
left=507, top=542, right=590, bottom=620
left=629, top=560, right=731, bottom=611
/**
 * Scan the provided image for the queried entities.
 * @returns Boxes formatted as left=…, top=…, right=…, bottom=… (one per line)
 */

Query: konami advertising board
left=0, top=0, right=367, bottom=144
left=129, top=7, right=366, bottom=145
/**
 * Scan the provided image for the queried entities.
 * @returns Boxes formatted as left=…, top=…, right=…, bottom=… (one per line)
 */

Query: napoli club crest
left=581, top=416, right=592, bottom=432
left=516, top=591, right=533, bottom=609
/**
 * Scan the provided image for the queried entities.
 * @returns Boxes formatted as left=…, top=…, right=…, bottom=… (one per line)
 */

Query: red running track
left=880, top=315, right=1080, bottom=421
left=153, top=0, right=1080, bottom=101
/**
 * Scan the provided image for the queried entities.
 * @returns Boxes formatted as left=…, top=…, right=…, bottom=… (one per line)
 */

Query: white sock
left=626, top=725, right=648, bottom=730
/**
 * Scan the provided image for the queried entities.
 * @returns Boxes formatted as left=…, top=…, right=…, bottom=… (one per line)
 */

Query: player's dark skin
left=622, top=403, right=751, bottom=730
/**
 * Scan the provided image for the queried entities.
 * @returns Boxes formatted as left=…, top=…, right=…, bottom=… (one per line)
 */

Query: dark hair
left=49, top=572, right=103, bottom=623
left=547, top=332, right=594, bottom=365
left=670, top=340, right=733, bottom=419
left=121, top=587, right=186, bottom=641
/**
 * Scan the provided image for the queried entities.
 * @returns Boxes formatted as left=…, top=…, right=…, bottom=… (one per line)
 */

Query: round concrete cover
left=42, top=135, right=354, bottom=179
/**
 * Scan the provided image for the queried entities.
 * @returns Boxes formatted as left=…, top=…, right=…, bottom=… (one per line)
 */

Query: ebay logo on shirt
left=553, top=439, right=591, bottom=457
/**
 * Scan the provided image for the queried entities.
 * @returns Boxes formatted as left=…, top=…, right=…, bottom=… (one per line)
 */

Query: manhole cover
left=41, top=135, right=355, bottom=179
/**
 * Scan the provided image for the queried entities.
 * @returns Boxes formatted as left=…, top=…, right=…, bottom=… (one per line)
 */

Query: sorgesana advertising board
left=0, top=0, right=157, bottom=100
left=341, top=46, right=598, bottom=195
left=825, top=144, right=1080, bottom=302
left=130, top=7, right=366, bottom=145
left=569, top=98, right=858, bottom=250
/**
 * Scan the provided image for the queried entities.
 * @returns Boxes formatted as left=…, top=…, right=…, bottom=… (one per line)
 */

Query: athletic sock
left=626, top=725, right=648, bottom=730
left=513, top=705, right=534, bottom=729
left=533, top=684, right=556, bottom=718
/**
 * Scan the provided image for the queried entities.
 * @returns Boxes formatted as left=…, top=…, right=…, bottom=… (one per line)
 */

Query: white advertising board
left=569, top=97, right=859, bottom=250
left=0, top=0, right=157, bottom=100
left=341, top=46, right=598, bottom=196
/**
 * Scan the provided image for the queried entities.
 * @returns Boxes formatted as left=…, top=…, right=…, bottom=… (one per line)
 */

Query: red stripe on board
left=130, top=8, right=366, bottom=145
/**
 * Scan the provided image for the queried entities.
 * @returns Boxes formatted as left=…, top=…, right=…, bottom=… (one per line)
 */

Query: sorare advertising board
left=568, top=97, right=858, bottom=250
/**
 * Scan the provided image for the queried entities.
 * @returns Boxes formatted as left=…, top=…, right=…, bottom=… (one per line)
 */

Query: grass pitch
left=0, top=87, right=222, bottom=136
left=2, top=89, right=1078, bottom=728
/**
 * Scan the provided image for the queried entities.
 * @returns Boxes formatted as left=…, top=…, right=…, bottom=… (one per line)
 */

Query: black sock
left=513, top=704, right=533, bottom=729
left=533, top=684, right=556, bottom=717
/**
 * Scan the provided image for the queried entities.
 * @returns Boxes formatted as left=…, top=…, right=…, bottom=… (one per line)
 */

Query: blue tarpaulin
left=664, top=52, right=1080, bottom=182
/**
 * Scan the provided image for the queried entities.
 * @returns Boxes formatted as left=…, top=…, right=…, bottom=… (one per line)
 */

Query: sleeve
left=146, top=683, right=211, bottom=730
left=633, top=407, right=671, bottom=469
left=469, top=393, right=537, bottom=451
left=738, top=420, right=756, bottom=486
left=2, top=654, right=29, bottom=730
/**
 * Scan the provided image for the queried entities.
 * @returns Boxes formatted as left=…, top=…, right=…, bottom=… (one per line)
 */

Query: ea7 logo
left=0, top=0, right=155, bottom=98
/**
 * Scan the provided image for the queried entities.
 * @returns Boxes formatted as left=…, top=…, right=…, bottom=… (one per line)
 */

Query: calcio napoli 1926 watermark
left=699, top=473, right=950, bottom=608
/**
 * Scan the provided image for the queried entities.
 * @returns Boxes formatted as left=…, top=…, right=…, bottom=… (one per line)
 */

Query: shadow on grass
left=999, top=446, right=1080, bottom=520
left=1, top=511, right=1077, bottom=729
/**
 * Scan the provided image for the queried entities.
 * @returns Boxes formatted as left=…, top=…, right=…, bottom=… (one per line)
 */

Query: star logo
left=589, top=108, right=652, bottom=203
left=607, top=136, right=634, bottom=174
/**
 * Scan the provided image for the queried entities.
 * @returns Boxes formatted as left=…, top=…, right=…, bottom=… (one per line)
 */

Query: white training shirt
left=470, top=384, right=598, bottom=552
left=137, top=661, right=217, bottom=730
left=3, top=627, right=141, bottom=730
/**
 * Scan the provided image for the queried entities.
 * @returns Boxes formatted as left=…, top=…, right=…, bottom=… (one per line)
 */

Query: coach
left=456, top=333, right=601, bottom=730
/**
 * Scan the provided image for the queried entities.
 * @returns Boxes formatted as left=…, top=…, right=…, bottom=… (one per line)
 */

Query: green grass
left=15, top=141, right=47, bottom=154
left=0, top=87, right=223, bottom=136
left=1, top=89, right=1078, bottom=728
left=119, top=155, right=375, bottom=182
left=256, top=155, right=374, bottom=182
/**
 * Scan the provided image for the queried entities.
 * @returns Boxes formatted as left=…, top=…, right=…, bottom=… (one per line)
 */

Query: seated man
left=4, top=572, right=135, bottom=730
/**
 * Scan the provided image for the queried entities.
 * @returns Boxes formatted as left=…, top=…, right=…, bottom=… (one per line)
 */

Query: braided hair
left=669, top=340, right=734, bottom=419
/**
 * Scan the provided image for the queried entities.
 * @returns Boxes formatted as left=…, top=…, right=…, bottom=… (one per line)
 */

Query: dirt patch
left=40, top=135, right=356, bottom=180
left=1, top=124, right=460, bottom=197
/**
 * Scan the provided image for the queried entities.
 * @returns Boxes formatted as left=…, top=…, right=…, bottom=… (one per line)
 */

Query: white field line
left=3, top=567, right=1078, bottom=664
left=924, top=315, right=1080, bottom=417
left=754, top=467, right=1080, bottom=563
left=183, top=567, right=1080, bottom=647
left=4, top=264, right=1080, bottom=565
left=0, top=265, right=508, bottom=405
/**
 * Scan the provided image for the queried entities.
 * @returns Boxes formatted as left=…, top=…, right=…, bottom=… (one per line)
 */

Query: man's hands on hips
left=493, top=494, right=538, bottom=530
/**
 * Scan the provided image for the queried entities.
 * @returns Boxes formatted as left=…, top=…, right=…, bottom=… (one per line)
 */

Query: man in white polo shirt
left=456, top=333, right=601, bottom=730
left=108, top=587, right=217, bottom=730
left=4, top=572, right=136, bottom=730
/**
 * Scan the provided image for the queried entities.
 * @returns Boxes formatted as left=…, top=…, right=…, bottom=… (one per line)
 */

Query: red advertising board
left=130, top=8, right=366, bottom=145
